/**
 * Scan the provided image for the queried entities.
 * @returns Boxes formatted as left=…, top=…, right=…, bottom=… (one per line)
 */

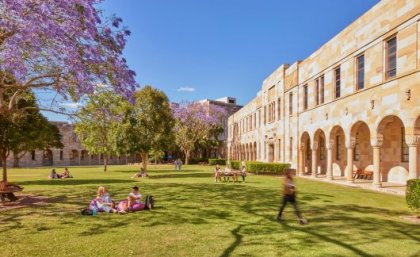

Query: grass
left=0, top=165, right=419, bottom=257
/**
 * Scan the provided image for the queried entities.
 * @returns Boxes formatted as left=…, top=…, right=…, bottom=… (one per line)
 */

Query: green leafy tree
left=126, top=86, right=174, bottom=172
left=12, top=117, right=63, bottom=167
left=0, top=90, right=61, bottom=181
left=74, top=90, right=130, bottom=172
left=149, top=148, right=165, bottom=165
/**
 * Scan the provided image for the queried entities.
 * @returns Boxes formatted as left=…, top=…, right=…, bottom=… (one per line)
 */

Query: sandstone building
left=11, top=122, right=141, bottom=168
left=227, top=0, right=420, bottom=187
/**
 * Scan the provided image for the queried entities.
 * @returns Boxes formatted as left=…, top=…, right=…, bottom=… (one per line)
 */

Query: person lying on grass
left=118, top=186, right=144, bottom=213
left=92, top=186, right=118, bottom=213
left=131, top=168, right=147, bottom=178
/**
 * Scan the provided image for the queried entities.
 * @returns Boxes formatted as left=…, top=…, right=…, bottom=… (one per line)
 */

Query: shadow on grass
left=18, top=179, right=135, bottom=186
left=1, top=177, right=418, bottom=256
left=149, top=172, right=211, bottom=179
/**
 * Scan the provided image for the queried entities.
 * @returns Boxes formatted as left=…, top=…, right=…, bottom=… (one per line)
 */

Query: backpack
left=81, top=208, right=93, bottom=215
left=144, top=195, right=154, bottom=210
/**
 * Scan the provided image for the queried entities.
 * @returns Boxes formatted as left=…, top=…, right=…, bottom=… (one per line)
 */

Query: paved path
left=300, top=175, right=406, bottom=196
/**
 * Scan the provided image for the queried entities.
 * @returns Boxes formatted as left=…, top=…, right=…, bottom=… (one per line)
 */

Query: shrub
left=230, top=160, right=241, bottom=170
left=208, top=159, right=226, bottom=165
left=188, top=158, right=208, bottom=164
left=246, top=162, right=291, bottom=175
left=406, top=179, right=420, bottom=213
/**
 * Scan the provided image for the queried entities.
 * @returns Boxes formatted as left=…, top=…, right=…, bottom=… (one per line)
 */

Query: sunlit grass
left=1, top=165, right=418, bottom=257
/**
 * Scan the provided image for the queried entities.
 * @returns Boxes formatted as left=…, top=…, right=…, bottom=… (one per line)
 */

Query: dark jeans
left=277, top=195, right=302, bottom=219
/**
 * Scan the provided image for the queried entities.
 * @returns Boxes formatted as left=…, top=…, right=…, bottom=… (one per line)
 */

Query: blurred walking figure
left=240, top=161, right=246, bottom=183
left=174, top=159, right=183, bottom=171
left=277, top=169, right=307, bottom=225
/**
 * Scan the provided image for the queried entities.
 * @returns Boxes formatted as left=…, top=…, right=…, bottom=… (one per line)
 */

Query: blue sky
left=45, top=0, right=379, bottom=121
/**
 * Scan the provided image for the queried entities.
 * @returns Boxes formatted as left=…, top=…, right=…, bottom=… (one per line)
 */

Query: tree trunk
left=12, top=151, right=20, bottom=168
left=184, top=150, right=190, bottom=165
left=103, top=155, right=108, bottom=172
left=141, top=152, right=148, bottom=173
left=2, top=153, right=7, bottom=182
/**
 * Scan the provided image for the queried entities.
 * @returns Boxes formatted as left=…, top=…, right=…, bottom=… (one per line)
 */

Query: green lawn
left=1, top=165, right=419, bottom=257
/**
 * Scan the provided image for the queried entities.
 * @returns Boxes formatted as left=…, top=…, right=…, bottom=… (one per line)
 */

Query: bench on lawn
left=220, top=170, right=239, bottom=182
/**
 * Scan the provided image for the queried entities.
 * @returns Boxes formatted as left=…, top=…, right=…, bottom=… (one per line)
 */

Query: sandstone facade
left=227, top=0, right=420, bottom=186
left=10, top=122, right=141, bottom=168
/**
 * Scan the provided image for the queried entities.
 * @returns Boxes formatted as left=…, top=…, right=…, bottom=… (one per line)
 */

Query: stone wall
left=228, top=0, right=420, bottom=185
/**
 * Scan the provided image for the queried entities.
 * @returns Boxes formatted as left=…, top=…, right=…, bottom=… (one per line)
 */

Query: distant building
left=196, top=97, right=242, bottom=158
left=8, top=122, right=140, bottom=168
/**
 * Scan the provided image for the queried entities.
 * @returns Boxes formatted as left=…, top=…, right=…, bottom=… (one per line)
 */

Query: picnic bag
left=144, top=195, right=154, bottom=210
left=81, top=208, right=93, bottom=215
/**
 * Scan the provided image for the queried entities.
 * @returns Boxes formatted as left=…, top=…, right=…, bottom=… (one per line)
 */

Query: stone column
left=345, top=137, right=355, bottom=182
left=371, top=135, right=383, bottom=188
left=406, top=135, right=419, bottom=179
left=298, top=143, right=304, bottom=177
left=326, top=140, right=333, bottom=180
left=346, top=148, right=354, bottom=182
left=311, top=142, right=318, bottom=178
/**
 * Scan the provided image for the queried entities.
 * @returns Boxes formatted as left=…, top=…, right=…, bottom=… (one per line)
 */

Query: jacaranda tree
left=172, top=102, right=227, bottom=165
left=0, top=0, right=137, bottom=115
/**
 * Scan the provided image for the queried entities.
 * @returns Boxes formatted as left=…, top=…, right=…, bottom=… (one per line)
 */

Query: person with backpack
left=118, top=186, right=143, bottom=213
left=277, top=170, right=307, bottom=225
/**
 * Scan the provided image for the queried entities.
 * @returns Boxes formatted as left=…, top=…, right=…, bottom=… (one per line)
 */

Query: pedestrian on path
left=277, top=169, right=307, bottom=225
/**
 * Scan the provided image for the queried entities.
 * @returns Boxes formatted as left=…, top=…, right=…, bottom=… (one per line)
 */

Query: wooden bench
left=219, top=170, right=239, bottom=182
left=353, top=170, right=373, bottom=180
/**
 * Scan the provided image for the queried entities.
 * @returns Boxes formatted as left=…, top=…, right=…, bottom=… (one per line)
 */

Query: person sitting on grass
left=214, top=164, right=222, bottom=182
left=131, top=168, right=147, bottom=178
left=48, top=169, right=60, bottom=179
left=91, top=186, right=118, bottom=213
left=118, top=186, right=144, bottom=213
left=61, top=167, right=72, bottom=179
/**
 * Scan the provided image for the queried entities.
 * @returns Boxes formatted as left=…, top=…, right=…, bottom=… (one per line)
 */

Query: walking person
left=240, top=163, right=246, bottom=183
left=214, top=164, right=221, bottom=182
left=277, top=169, right=307, bottom=225
left=177, top=159, right=183, bottom=171
left=174, top=159, right=179, bottom=171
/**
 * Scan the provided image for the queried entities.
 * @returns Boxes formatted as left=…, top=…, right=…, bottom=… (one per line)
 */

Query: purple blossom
left=0, top=0, right=138, bottom=102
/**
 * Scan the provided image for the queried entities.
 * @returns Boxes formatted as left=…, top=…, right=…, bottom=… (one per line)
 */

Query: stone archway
left=42, top=149, right=53, bottom=166
left=349, top=121, right=372, bottom=182
left=300, top=132, right=311, bottom=175
left=377, top=115, right=408, bottom=184
left=313, top=129, right=327, bottom=176
left=329, top=126, right=346, bottom=178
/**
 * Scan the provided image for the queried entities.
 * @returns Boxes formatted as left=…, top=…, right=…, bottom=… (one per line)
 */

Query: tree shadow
left=18, top=179, right=135, bottom=186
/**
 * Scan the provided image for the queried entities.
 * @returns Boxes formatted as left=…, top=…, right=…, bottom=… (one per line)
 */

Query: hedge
left=246, top=162, right=291, bottom=175
left=208, top=159, right=226, bottom=165
left=230, top=160, right=241, bottom=170
left=406, top=179, right=420, bottom=212
left=189, top=158, right=208, bottom=164
left=229, top=160, right=291, bottom=175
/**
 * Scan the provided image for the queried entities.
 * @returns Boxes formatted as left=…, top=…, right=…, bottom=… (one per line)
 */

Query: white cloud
left=177, top=87, right=195, bottom=92
left=60, top=102, right=82, bottom=109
